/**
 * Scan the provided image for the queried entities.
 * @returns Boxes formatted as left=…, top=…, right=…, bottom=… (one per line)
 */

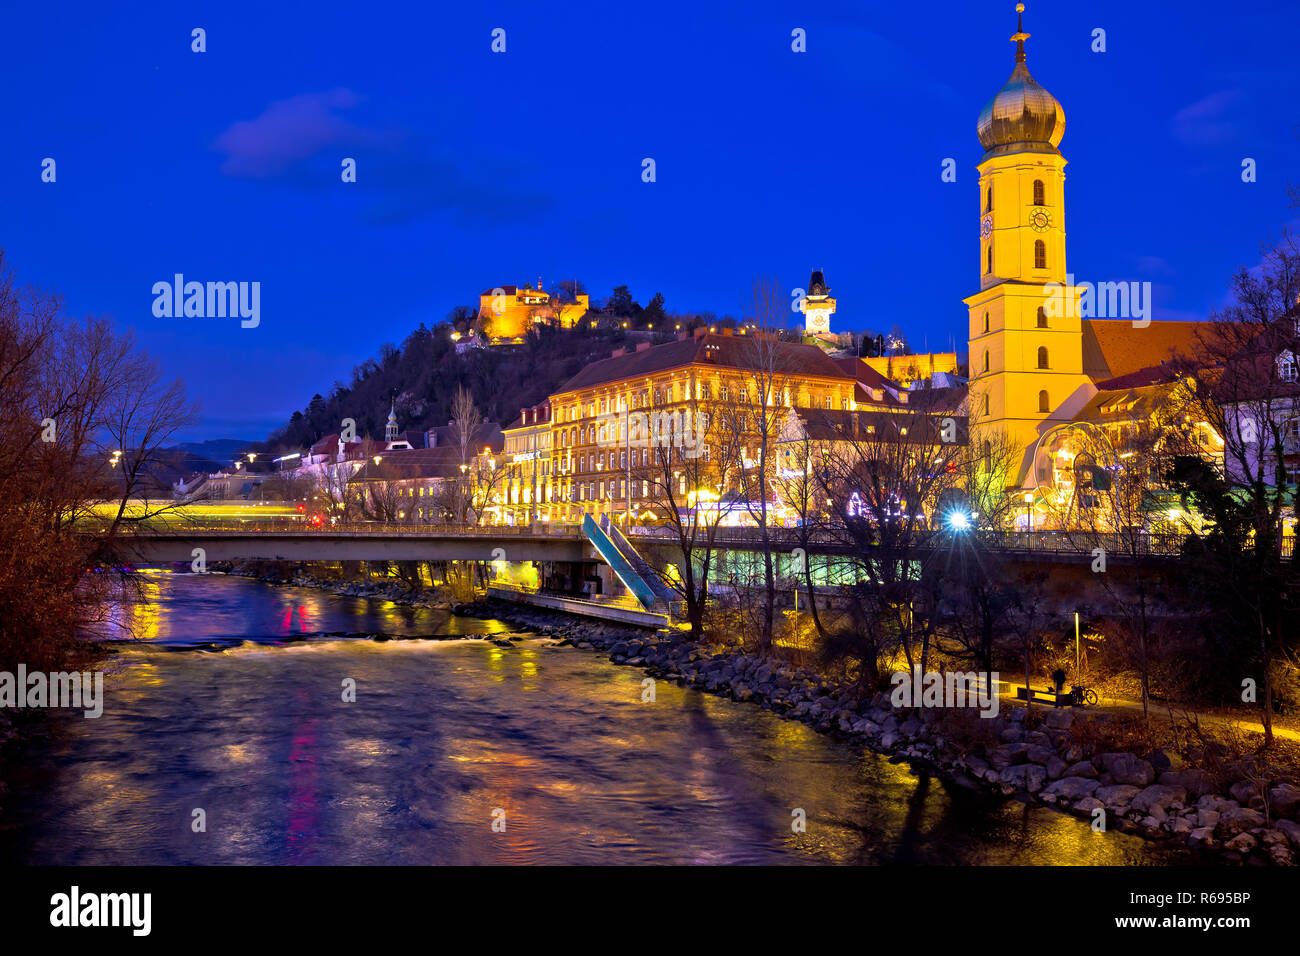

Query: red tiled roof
left=1082, top=319, right=1215, bottom=381
left=554, top=333, right=855, bottom=394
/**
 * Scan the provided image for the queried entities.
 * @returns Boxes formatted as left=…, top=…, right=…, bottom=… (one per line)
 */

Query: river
left=1, top=573, right=1189, bottom=865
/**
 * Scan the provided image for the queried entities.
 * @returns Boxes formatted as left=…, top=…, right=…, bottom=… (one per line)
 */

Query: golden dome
left=976, top=4, right=1065, bottom=159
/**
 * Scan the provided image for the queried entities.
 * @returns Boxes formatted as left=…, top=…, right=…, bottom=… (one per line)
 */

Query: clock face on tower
left=1029, top=209, right=1052, bottom=232
left=980, top=214, right=993, bottom=239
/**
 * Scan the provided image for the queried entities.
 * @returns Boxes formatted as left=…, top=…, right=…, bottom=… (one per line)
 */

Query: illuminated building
left=478, top=280, right=590, bottom=341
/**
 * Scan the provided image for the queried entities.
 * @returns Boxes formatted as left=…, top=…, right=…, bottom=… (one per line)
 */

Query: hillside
left=266, top=322, right=676, bottom=450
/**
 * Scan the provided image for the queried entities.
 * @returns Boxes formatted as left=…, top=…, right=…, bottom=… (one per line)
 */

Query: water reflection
left=4, top=575, right=1191, bottom=865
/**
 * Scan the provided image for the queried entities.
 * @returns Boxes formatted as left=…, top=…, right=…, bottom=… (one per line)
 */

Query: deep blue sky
left=2, top=0, right=1297, bottom=441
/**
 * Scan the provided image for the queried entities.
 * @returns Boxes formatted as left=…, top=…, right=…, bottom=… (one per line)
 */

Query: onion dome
left=976, top=4, right=1065, bottom=159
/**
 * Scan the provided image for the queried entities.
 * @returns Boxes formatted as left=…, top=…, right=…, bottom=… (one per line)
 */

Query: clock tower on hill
left=801, top=269, right=835, bottom=335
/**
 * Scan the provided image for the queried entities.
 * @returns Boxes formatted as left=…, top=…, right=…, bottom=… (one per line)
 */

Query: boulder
left=1229, top=780, right=1265, bottom=809
left=1217, top=805, right=1266, bottom=836
left=1044, top=776, right=1100, bottom=800
left=1187, top=826, right=1216, bottom=849
left=1042, top=709, right=1074, bottom=731
left=1096, top=784, right=1141, bottom=807
left=1197, top=809, right=1221, bottom=830
left=1046, top=756, right=1068, bottom=781
left=1064, top=760, right=1099, bottom=779
left=1096, top=753, right=1156, bottom=787
left=1269, top=784, right=1300, bottom=819
left=1224, top=831, right=1258, bottom=853
left=1002, top=764, right=1047, bottom=793
left=1074, top=796, right=1105, bottom=817
left=1157, top=769, right=1215, bottom=799
left=1275, top=819, right=1300, bottom=849
left=1025, top=745, right=1056, bottom=765
left=1131, top=784, right=1188, bottom=817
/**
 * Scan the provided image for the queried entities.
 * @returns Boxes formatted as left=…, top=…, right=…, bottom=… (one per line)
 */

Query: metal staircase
left=581, top=513, right=673, bottom=611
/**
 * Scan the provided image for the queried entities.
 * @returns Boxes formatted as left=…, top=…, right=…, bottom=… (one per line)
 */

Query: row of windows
left=985, top=240, right=1049, bottom=275
left=558, top=382, right=849, bottom=422
left=985, top=178, right=1048, bottom=212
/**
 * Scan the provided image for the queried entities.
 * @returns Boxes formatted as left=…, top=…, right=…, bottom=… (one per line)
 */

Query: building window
left=983, top=312, right=989, bottom=333
left=985, top=186, right=993, bottom=212
left=1037, top=346, right=1049, bottom=369
left=1034, top=240, right=1047, bottom=270
left=986, top=245, right=992, bottom=274
left=1279, top=355, right=1297, bottom=382
left=983, top=350, right=989, bottom=372
left=1038, top=390, right=1050, bottom=413
left=1037, top=306, right=1048, bottom=328
left=1033, top=179, right=1045, bottom=206
left=983, top=394, right=990, bottom=416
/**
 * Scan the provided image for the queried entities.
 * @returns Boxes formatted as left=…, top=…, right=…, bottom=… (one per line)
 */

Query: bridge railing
left=112, top=520, right=587, bottom=538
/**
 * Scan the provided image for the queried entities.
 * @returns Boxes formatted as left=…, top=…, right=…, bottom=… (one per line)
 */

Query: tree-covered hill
left=265, top=321, right=680, bottom=450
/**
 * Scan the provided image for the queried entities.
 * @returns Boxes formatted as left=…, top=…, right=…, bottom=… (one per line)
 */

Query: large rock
left=1025, top=745, right=1056, bottom=765
left=988, top=743, right=1028, bottom=770
left=1096, top=753, right=1156, bottom=787
left=1096, top=784, right=1141, bottom=807
left=1064, top=760, right=1099, bottom=779
left=1275, top=819, right=1300, bottom=848
left=1044, top=776, right=1100, bottom=800
left=1224, top=831, right=1258, bottom=853
left=1002, top=764, right=1047, bottom=793
left=1229, top=780, right=1265, bottom=809
left=1042, top=709, right=1074, bottom=731
left=1131, top=784, right=1188, bottom=817
left=1269, top=784, right=1300, bottom=819
left=1217, top=805, right=1266, bottom=836
left=1158, top=769, right=1215, bottom=799
left=1045, top=756, right=1068, bottom=781
left=1188, top=826, right=1216, bottom=849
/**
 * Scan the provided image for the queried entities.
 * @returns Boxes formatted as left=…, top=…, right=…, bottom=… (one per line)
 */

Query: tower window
left=983, top=312, right=989, bottom=333
left=1037, top=306, right=1048, bottom=328
left=986, top=246, right=993, bottom=274
left=986, top=186, right=993, bottom=212
left=1037, top=346, right=1049, bottom=369
left=983, top=394, right=990, bottom=416
left=983, top=350, right=990, bottom=372
left=1038, top=389, right=1050, bottom=413
left=1033, top=179, right=1045, bottom=206
left=1034, top=240, right=1047, bottom=270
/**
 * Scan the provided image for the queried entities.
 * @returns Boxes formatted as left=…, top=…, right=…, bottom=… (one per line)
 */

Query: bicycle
left=1069, top=685, right=1099, bottom=707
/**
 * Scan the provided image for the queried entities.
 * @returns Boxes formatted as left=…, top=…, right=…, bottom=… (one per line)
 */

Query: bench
left=1014, top=686, right=1072, bottom=708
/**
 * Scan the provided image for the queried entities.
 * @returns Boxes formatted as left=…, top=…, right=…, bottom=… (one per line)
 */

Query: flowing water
left=1, top=573, right=1190, bottom=865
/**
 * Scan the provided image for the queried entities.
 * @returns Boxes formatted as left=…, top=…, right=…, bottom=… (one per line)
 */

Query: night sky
left=2, top=0, right=1296, bottom=441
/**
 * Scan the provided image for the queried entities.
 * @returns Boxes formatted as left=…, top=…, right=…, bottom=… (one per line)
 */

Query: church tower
left=801, top=269, right=835, bottom=334
left=964, top=4, right=1094, bottom=484
left=385, top=400, right=399, bottom=443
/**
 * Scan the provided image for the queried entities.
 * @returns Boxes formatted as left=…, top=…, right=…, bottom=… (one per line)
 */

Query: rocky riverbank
left=458, top=598, right=1299, bottom=866
left=222, top=566, right=1299, bottom=866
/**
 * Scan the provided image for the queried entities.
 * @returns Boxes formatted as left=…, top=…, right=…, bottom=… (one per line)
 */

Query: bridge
left=117, top=523, right=589, bottom=564
left=112, top=518, right=1247, bottom=568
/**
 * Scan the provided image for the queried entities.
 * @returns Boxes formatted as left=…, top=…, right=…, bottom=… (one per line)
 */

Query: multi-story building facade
left=501, top=402, right=554, bottom=525
left=543, top=329, right=860, bottom=525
